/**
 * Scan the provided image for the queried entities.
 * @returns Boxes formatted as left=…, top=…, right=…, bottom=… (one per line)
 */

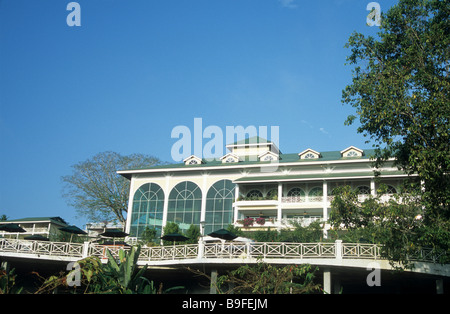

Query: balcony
left=234, top=216, right=323, bottom=230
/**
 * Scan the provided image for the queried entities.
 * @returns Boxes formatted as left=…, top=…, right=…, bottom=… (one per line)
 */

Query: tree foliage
left=62, top=151, right=165, bottom=224
left=340, top=0, right=449, bottom=265
left=216, top=262, right=321, bottom=294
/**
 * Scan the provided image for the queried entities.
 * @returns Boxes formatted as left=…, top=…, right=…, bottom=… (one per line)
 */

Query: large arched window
left=205, top=180, right=235, bottom=234
left=308, top=187, right=323, bottom=202
left=130, top=183, right=164, bottom=239
left=167, top=181, right=202, bottom=231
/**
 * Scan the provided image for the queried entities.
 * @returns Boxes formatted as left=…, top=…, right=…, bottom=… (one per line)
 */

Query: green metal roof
left=118, top=149, right=378, bottom=175
left=2, top=216, right=68, bottom=226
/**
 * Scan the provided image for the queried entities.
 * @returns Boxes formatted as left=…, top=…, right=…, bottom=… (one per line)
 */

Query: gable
left=298, top=148, right=321, bottom=160
left=183, top=155, right=203, bottom=165
left=258, top=151, right=279, bottom=162
left=340, top=146, right=364, bottom=158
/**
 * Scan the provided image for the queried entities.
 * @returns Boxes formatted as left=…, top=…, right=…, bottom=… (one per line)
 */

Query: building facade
left=118, top=137, right=407, bottom=241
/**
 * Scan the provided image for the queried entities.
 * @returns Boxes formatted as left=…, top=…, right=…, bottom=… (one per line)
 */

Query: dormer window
left=258, top=151, right=279, bottom=162
left=220, top=153, right=240, bottom=164
left=340, top=146, right=364, bottom=158
left=298, top=149, right=320, bottom=160
left=183, top=155, right=203, bottom=165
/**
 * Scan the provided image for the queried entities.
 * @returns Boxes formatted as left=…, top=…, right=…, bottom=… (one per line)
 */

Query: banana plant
left=105, top=246, right=154, bottom=294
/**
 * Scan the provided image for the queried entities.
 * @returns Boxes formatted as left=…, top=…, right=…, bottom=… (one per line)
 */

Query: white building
left=118, top=137, right=407, bottom=241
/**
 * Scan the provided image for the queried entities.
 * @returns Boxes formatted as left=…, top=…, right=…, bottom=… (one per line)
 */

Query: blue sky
left=0, top=0, right=398, bottom=228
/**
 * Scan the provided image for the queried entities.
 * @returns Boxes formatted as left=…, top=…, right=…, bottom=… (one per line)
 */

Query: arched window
left=379, top=185, right=397, bottom=194
left=167, top=181, right=202, bottom=232
left=357, top=186, right=371, bottom=195
left=205, top=180, right=235, bottom=234
left=130, top=183, right=164, bottom=239
left=287, top=187, right=305, bottom=197
left=386, top=185, right=397, bottom=194
left=308, top=187, right=323, bottom=202
left=304, top=153, right=317, bottom=159
left=246, top=190, right=263, bottom=199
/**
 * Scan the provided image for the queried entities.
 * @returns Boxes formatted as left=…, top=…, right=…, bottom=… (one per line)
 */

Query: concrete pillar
left=210, top=269, right=218, bottom=294
left=323, top=267, right=332, bottom=294
left=335, top=240, right=343, bottom=260
left=436, top=279, right=444, bottom=294
left=333, top=277, right=342, bottom=294
left=197, top=240, right=205, bottom=259
left=82, top=241, right=90, bottom=258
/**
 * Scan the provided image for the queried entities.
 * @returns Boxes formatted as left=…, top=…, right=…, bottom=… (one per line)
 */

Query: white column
left=335, top=240, right=343, bottom=260
left=277, top=183, right=283, bottom=227
left=82, top=241, right=90, bottom=258
left=200, top=173, right=208, bottom=225
left=323, top=268, right=332, bottom=294
left=322, top=180, right=328, bottom=222
left=125, top=175, right=136, bottom=234
left=370, top=178, right=376, bottom=196
left=161, top=175, right=171, bottom=234
left=233, top=184, right=240, bottom=223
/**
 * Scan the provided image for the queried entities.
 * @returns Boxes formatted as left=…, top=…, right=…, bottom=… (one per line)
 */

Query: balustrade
left=0, top=238, right=442, bottom=264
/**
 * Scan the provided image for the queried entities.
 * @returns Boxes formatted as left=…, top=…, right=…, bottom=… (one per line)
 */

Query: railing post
left=82, top=241, right=90, bottom=258
left=335, top=240, right=342, bottom=260
left=246, top=242, right=251, bottom=259
left=198, top=241, right=204, bottom=259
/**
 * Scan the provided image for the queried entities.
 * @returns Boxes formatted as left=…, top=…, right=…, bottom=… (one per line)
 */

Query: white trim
left=183, top=155, right=203, bottom=165
left=233, top=173, right=413, bottom=184
left=258, top=151, right=279, bottom=161
left=117, top=158, right=396, bottom=177
left=219, top=153, right=240, bottom=163
left=298, top=148, right=320, bottom=156
left=340, top=146, right=364, bottom=154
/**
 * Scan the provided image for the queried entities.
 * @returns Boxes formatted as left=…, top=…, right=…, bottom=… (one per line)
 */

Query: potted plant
left=256, top=217, right=265, bottom=226
left=243, top=217, right=254, bottom=228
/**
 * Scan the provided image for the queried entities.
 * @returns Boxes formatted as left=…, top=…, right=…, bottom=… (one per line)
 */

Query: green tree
left=62, top=151, right=165, bottom=224
left=341, top=0, right=449, bottom=264
left=162, top=222, right=184, bottom=245
left=140, top=226, right=158, bottom=245
left=329, top=185, right=428, bottom=267
left=185, top=224, right=201, bottom=244
left=216, top=262, right=321, bottom=294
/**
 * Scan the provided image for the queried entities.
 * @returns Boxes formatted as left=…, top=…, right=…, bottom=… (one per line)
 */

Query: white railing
left=0, top=239, right=84, bottom=257
left=0, top=238, right=443, bottom=264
